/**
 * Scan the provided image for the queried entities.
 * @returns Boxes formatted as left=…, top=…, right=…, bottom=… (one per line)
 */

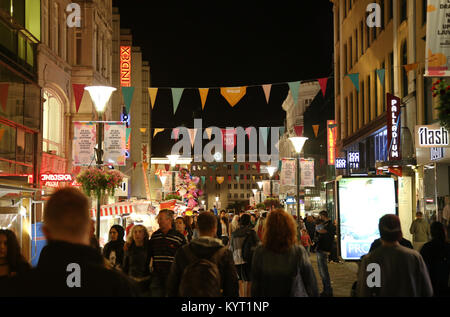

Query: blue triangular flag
left=122, top=87, right=135, bottom=114
left=288, top=81, right=301, bottom=105
left=347, top=74, right=360, bottom=92
left=172, top=88, right=184, bottom=115
left=260, top=127, right=269, bottom=146
left=279, top=126, right=285, bottom=137
left=376, top=69, right=385, bottom=85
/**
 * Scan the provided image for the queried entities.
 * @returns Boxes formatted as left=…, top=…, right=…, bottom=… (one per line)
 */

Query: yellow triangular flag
left=312, top=125, right=319, bottom=138
left=148, top=88, right=158, bottom=109
left=220, top=87, right=247, bottom=107
left=140, top=128, right=147, bottom=133
left=199, top=88, right=209, bottom=110
left=205, top=128, right=212, bottom=140
left=153, top=128, right=164, bottom=138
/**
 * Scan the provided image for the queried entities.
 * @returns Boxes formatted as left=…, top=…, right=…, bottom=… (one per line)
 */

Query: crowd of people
left=0, top=187, right=449, bottom=297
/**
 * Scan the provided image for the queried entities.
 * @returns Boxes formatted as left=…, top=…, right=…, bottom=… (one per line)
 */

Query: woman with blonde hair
left=250, top=209, right=319, bottom=297
left=122, top=224, right=151, bottom=295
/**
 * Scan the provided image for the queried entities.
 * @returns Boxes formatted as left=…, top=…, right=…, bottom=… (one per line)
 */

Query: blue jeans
left=317, top=251, right=333, bottom=295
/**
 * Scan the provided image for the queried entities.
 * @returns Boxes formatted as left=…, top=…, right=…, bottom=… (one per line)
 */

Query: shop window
left=42, top=90, right=62, bottom=156
left=401, top=41, right=408, bottom=97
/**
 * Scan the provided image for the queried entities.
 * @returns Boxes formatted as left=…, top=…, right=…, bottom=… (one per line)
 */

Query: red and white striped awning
left=90, top=203, right=134, bottom=218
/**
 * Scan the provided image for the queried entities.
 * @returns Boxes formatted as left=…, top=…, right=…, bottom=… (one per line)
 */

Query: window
left=422, top=0, right=427, bottom=25
left=368, top=75, right=372, bottom=121
left=381, top=60, right=386, bottom=112
left=43, top=90, right=62, bottom=156
left=344, top=43, right=347, bottom=73
left=349, top=93, right=353, bottom=133
left=240, top=165, right=244, bottom=170
left=75, top=31, right=82, bottom=65
left=234, top=184, right=238, bottom=189
left=388, top=0, right=393, bottom=21
left=247, top=193, right=251, bottom=199
left=234, top=194, right=238, bottom=198
left=360, top=81, right=364, bottom=127
left=247, top=184, right=251, bottom=189
left=401, top=0, right=407, bottom=23
left=43, top=0, right=49, bottom=45
left=52, top=3, right=59, bottom=53
left=349, top=37, right=353, bottom=68
left=360, top=21, right=364, bottom=56
left=227, top=165, right=231, bottom=170
left=240, top=193, right=244, bottom=199
left=344, top=0, right=347, bottom=18
left=366, top=20, right=371, bottom=48
left=389, top=52, right=394, bottom=94
left=228, top=193, right=232, bottom=198
left=228, top=184, right=232, bottom=189
left=401, top=41, right=408, bottom=97
left=240, top=184, right=244, bottom=190
left=380, top=0, right=385, bottom=30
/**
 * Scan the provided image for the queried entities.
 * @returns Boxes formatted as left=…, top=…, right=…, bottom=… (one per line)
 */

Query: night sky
left=113, top=1, right=334, bottom=155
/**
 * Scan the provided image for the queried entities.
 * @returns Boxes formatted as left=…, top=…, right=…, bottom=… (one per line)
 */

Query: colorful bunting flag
left=404, top=63, right=419, bottom=73
left=148, top=87, right=158, bottom=109
left=279, top=127, right=285, bottom=137
left=228, top=175, right=232, bottom=181
left=199, top=88, right=209, bottom=110
left=252, top=175, right=255, bottom=181
left=172, top=128, right=180, bottom=141
left=153, top=128, right=164, bottom=138
left=220, top=87, right=247, bottom=107
left=72, top=84, right=85, bottom=113
left=260, top=127, right=269, bottom=146
left=236, top=176, right=240, bottom=182
left=0, top=128, right=4, bottom=143
left=140, top=128, right=147, bottom=133
left=188, top=129, right=197, bottom=148
left=172, top=88, right=184, bottom=115
left=256, top=162, right=261, bottom=173
left=209, top=176, right=213, bottom=182
left=376, top=69, right=385, bottom=85
left=294, top=126, right=304, bottom=137
left=318, top=78, right=328, bottom=97
left=234, top=164, right=239, bottom=174
left=133, top=162, right=137, bottom=170
left=262, top=84, right=272, bottom=103
left=288, top=81, right=301, bottom=106
left=313, top=125, right=320, bottom=138
left=216, top=176, right=224, bottom=184
left=278, top=160, right=282, bottom=172
left=126, top=128, right=131, bottom=144
left=347, top=73, right=360, bottom=92
left=122, top=86, right=135, bottom=114
left=165, top=164, right=170, bottom=171
left=205, top=128, right=212, bottom=140
left=201, top=176, right=206, bottom=184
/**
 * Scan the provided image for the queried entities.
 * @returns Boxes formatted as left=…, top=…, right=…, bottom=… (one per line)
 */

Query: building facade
left=333, top=0, right=450, bottom=237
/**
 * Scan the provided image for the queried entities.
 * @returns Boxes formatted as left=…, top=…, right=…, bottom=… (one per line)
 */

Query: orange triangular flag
left=403, top=63, right=419, bottom=73
left=220, top=87, right=247, bottom=107
left=199, top=88, right=209, bottom=110
left=262, top=84, right=272, bottom=103
left=148, top=88, right=158, bottom=109
left=313, top=125, right=320, bottom=138
left=0, top=128, right=4, bottom=143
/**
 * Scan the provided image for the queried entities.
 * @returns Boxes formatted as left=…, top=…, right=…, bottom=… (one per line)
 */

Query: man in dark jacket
left=167, top=211, right=239, bottom=297
left=315, top=210, right=335, bottom=297
left=0, top=188, right=139, bottom=297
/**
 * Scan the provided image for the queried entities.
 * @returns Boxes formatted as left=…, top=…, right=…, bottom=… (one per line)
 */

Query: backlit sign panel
left=327, top=120, right=337, bottom=165
left=335, top=158, right=347, bottom=169
left=120, top=46, right=131, bottom=87
left=348, top=152, right=360, bottom=169
left=415, top=125, right=450, bottom=148
left=386, top=93, right=401, bottom=161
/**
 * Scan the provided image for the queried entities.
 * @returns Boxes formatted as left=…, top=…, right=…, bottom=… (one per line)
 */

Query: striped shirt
left=149, top=229, right=186, bottom=277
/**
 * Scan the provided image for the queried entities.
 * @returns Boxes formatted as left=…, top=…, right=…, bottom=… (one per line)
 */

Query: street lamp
left=288, top=136, right=308, bottom=223
left=266, top=166, right=277, bottom=197
left=159, top=174, right=167, bottom=200
left=252, top=189, right=258, bottom=205
left=166, top=154, right=180, bottom=193
left=84, top=85, right=116, bottom=240
left=257, top=181, right=263, bottom=206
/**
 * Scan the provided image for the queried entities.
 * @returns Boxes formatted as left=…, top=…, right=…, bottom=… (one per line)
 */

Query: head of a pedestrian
left=0, top=229, right=27, bottom=272
left=157, top=209, right=173, bottom=233
left=43, top=188, right=91, bottom=245
left=239, top=213, right=251, bottom=227
left=197, top=211, right=217, bottom=238
left=319, top=210, right=329, bottom=222
left=379, top=214, right=402, bottom=243
left=430, top=221, right=447, bottom=242
left=129, top=224, right=149, bottom=246
left=301, top=228, right=308, bottom=236
left=109, top=225, right=124, bottom=242
left=263, top=209, right=297, bottom=253
left=416, top=211, right=423, bottom=219
left=184, top=215, right=193, bottom=228
left=175, top=217, right=186, bottom=234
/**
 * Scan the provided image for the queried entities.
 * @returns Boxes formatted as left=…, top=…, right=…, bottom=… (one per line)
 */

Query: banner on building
left=120, top=46, right=131, bottom=87
left=415, top=124, right=450, bottom=148
left=263, top=181, right=271, bottom=196
left=386, top=93, right=402, bottom=160
left=73, top=122, right=96, bottom=166
left=300, top=159, right=315, bottom=187
left=327, top=120, right=337, bottom=165
left=272, top=180, right=280, bottom=196
left=425, top=0, right=450, bottom=77
left=103, top=122, right=126, bottom=166
left=281, top=159, right=296, bottom=186
left=163, top=173, right=173, bottom=193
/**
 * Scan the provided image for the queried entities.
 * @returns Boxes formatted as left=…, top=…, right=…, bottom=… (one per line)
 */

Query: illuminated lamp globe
left=257, top=181, right=263, bottom=190
left=84, top=86, right=117, bottom=113
left=167, top=154, right=180, bottom=167
left=266, top=166, right=277, bottom=178
left=288, top=136, right=308, bottom=154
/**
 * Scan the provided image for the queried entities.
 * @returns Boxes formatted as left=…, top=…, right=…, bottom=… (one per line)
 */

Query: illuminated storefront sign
left=415, top=125, right=449, bottom=148
left=120, top=46, right=131, bottom=87
left=335, top=158, right=347, bottom=169
left=348, top=152, right=360, bottom=169
left=327, top=120, right=337, bottom=165
left=387, top=93, right=401, bottom=161
left=431, top=147, right=445, bottom=161
left=41, top=173, right=73, bottom=188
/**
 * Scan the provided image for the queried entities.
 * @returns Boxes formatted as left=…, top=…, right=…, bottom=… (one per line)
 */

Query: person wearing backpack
left=166, top=211, right=239, bottom=297
left=250, top=209, right=319, bottom=297
left=229, top=213, right=259, bottom=297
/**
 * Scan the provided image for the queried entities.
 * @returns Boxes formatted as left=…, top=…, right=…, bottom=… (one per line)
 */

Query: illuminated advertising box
left=338, top=177, right=397, bottom=260
left=386, top=93, right=401, bottom=160
left=120, top=46, right=131, bottom=87
left=327, top=120, right=337, bottom=165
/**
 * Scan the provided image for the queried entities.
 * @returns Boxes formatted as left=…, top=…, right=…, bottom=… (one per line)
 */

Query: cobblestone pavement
left=308, top=252, right=359, bottom=297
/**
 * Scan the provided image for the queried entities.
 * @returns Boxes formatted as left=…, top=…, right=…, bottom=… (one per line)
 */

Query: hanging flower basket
left=431, top=79, right=450, bottom=131
left=76, top=168, right=124, bottom=199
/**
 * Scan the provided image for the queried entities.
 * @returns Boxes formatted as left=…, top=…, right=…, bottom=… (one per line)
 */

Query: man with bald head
left=1, top=188, right=139, bottom=296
